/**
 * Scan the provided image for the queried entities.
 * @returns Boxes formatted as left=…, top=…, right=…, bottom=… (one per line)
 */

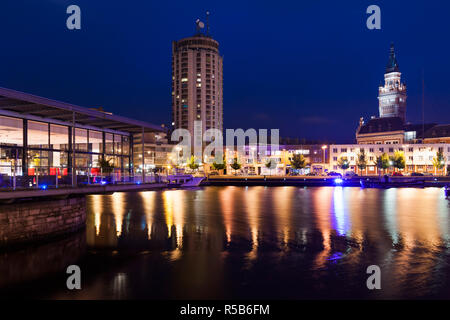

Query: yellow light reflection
left=163, top=190, right=185, bottom=248
left=245, top=186, right=263, bottom=261
left=273, top=187, right=293, bottom=248
left=140, top=191, right=156, bottom=239
left=312, top=187, right=333, bottom=270
left=91, top=194, right=103, bottom=236
left=219, top=186, right=234, bottom=243
left=111, top=192, right=125, bottom=236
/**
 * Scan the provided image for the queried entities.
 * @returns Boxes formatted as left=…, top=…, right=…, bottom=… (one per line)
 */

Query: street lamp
left=321, top=145, right=327, bottom=162
left=321, top=145, right=328, bottom=173
left=175, top=146, right=182, bottom=166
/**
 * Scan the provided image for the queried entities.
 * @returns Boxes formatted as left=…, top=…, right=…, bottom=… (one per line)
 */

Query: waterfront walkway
left=0, top=183, right=166, bottom=202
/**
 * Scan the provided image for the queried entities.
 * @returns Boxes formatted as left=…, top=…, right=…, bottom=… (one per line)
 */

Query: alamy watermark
left=170, top=121, right=280, bottom=169
left=366, top=5, right=381, bottom=30
left=66, top=5, right=81, bottom=30
left=366, top=265, right=381, bottom=290
left=66, top=265, right=81, bottom=290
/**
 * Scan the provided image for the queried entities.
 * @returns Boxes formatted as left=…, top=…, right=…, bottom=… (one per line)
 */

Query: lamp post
left=321, top=145, right=327, bottom=173
left=176, top=146, right=182, bottom=169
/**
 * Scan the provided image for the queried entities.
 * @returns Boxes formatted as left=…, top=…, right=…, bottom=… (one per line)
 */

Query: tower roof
left=386, top=43, right=399, bottom=73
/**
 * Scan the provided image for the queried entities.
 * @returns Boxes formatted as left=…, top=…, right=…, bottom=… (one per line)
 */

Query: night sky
left=1, top=0, right=450, bottom=143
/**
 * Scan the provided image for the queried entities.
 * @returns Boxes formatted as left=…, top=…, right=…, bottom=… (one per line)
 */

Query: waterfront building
left=171, top=17, right=224, bottom=141
left=330, top=143, right=449, bottom=175
left=132, top=131, right=175, bottom=174
left=223, top=143, right=329, bottom=175
left=0, top=86, right=165, bottom=187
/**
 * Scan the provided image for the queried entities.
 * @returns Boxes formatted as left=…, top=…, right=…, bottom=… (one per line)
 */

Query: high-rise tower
left=171, top=16, right=223, bottom=141
left=378, top=43, right=407, bottom=121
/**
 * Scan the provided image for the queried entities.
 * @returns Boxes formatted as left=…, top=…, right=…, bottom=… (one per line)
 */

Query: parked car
left=344, top=171, right=358, bottom=178
left=209, top=171, right=219, bottom=176
left=392, top=172, right=403, bottom=176
left=422, top=172, right=434, bottom=176
left=410, top=172, right=424, bottom=176
left=306, top=172, right=317, bottom=176
left=327, top=172, right=342, bottom=177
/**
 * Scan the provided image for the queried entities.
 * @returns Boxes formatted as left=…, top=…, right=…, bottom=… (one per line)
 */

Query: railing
left=0, top=171, right=163, bottom=190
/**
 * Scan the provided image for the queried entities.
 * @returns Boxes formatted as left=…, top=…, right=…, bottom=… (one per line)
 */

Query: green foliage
left=432, top=149, right=445, bottom=170
left=337, top=156, right=350, bottom=170
left=374, top=153, right=390, bottom=171
left=187, top=155, right=200, bottom=171
left=211, top=155, right=226, bottom=171
left=230, top=157, right=241, bottom=172
left=356, top=149, right=367, bottom=171
left=290, top=154, right=307, bottom=170
left=391, top=151, right=405, bottom=170
left=97, top=158, right=114, bottom=174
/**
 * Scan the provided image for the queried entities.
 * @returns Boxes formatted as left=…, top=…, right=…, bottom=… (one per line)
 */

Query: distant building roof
left=404, top=123, right=437, bottom=138
left=358, top=116, right=404, bottom=134
left=358, top=115, right=439, bottom=138
left=0, top=87, right=166, bottom=134
left=424, top=124, right=450, bottom=139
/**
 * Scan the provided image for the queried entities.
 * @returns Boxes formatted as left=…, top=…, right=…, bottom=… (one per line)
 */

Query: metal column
left=141, top=127, right=145, bottom=183
left=72, top=112, right=76, bottom=187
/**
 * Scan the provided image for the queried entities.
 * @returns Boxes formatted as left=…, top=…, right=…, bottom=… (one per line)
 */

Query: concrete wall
left=0, top=196, right=86, bottom=246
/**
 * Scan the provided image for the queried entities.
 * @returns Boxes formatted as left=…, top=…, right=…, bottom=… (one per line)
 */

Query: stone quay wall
left=0, top=196, right=86, bottom=247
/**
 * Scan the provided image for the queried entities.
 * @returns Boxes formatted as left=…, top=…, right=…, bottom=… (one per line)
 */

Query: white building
left=330, top=143, right=449, bottom=175
left=171, top=19, right=224, bottom=140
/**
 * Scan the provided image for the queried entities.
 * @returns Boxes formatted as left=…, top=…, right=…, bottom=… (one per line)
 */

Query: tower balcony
left=379, top=85, right=406, bottom=94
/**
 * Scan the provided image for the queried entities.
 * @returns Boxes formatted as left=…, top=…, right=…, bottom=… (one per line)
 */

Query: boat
left=166, top=174, right=205, bottom=188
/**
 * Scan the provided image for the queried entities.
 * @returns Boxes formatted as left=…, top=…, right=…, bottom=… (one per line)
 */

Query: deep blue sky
left=1, top=0, right=449, bottom=142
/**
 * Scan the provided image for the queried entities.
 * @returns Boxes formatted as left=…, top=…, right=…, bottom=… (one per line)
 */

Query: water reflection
left=245, top=186, right=262, bottom=261
left=79, top=186, right=450, bottom=299
left=163, top=190, right=184, bottom=247
left=141, top=191, right=155, bottom=239
left=0, top=231, right=86, bottom=294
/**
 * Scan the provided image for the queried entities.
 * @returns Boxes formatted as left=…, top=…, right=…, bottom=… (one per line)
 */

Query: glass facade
left=0, top=115, right=132, bottom=186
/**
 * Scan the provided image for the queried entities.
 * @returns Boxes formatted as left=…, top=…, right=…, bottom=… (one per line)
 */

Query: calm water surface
left=3, top=186, right=450, bottom=299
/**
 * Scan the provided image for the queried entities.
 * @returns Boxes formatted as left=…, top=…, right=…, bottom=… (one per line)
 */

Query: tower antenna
left=422, top=69, right=425, bottom=142
left=206, top=11, right=210, bottom=36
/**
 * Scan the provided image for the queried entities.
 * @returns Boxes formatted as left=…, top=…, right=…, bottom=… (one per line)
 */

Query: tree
left=97, top=158, right=114, bottom=174
left=337, top=156, right=350, bottom=172
left=230, top=157, right=241, bottom=174
left=374, top=153, right=390, bottom=175
left=356, top=149, right=367, bottom=175
left=211, top=158, right=226, bottom=171
left=187, top=155, right=200, bottom=172
left=211, top=155, right=226, bottom=175
left=265, top=159, right=274, bottom=175
left=391, top=151, right=405, bottom=171
left=290, top=154, right=307, bottom=172
left=432, top=149, right=445, bottom=175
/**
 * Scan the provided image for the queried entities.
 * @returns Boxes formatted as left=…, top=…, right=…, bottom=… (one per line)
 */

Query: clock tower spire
left=378, top=43, right=407, bottom=122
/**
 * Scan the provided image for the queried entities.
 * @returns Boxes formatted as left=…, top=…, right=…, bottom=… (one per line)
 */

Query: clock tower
left=378, top=43, right=407, bottom=122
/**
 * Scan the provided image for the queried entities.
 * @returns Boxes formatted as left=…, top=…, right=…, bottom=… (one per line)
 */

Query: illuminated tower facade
left=171, top=18, right=223, bottom=140
left=378, top=43, right=407, bottom=122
